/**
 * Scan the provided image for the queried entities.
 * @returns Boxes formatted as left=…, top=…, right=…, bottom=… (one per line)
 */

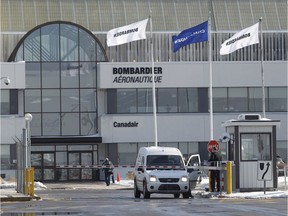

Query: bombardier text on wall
left=112, top=67, right=163, bottom=83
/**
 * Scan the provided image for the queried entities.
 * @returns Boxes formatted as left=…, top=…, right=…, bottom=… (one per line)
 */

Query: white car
left=134, top=146, right=191, bottom=199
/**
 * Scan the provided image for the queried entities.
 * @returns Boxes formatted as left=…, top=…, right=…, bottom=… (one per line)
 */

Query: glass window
left=79, top=29, right=96, bottom=61
left=61, top=62, right=79, bottom=88
left=31, top=146, right=54, bottom=151
left=41, top=24, right=60, bottom=61
left=42, top=63, right=60, bottom=88
left=248, top=87, right=263, bottom=112
left=43, top=113, right=61, bottom=136
left=80, top=89, right=96, bottom=112
left=26, top=63, right=41, bottom=88
left=0, top=90, right=9, bottom=114
left=56, top=152, right=67, bottom=165
left=68, top=145, right=92, bottom=151
left=43, top=153, right=54, bottom=166
left=56, top=169, right=67, bottom=181
left=24, top=29, right=40, bottom=61
left=61, top=89, right=79, bottom=112
left=56, top=145, right=67, bottom=151
left=11, top=21, right=107, bottom=138
left=137, top=89, right=153, bottom=113
left=25, top=90, right=41, bottom=112
left=213, top=88, right=228, bottom=112
left=117, top=89, right=137, bottom=113
left=31, top=153, right=41, bottom=166
left=241, top=133, right=271, bottom=161
left=268, top=87, right=287, bottom=111
left=178, top=88, right=198, bottom=112
left=187, top=142, right=199, bottom=156
left=15, top=44, right=24, bottom=61
left=80, top=62, right=97, bottom=88
left=118, top=143, right=137, bottom=165
left=42, top=89, right=60, bottom=112
left=81, top=153, right=92, bottom=166
left=228, top=88, right=248, bottom=112
left=158, top=88, right=177, bottom=112
left=34, top=168, right=42, bottom=181
left=0, top=145, right=11, bottom=169
left=60, top=24, right=78, bottom=61
left=30, top=113, right=42, bottom=136
left=69, top=153, right=80, bottom=165
left=44, top=169, right=55, bottom=180
left=61, top=113, right=80, bottom=135
left=81, top=112, right=97, bottom=135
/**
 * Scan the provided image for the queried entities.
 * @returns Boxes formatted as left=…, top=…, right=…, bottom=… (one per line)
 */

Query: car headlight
left=149, top=175, right=157, bottom=182
left=181, top=176, right=189, bottom=182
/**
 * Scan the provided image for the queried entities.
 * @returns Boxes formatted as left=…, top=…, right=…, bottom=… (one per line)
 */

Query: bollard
left=226, top=161, right=232, bottom=194
left=29, top=167, right=35, bottom=197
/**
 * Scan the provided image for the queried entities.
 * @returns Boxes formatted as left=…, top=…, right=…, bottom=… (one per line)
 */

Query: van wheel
left=134, top=180, right=141, bottom=198
left=174, top=193, right=180, bottom=198
left=143, top=181, right=150, bottom=199
left=182, top=192, right=190, bottom=199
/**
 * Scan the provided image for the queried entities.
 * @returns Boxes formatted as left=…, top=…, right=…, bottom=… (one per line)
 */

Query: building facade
left=0, top=0, right=287, bottom=182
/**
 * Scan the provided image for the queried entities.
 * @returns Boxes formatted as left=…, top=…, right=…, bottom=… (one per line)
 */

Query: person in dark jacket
left=102, top=158, right=114, bottom=186
left=208, top=147, right=222, bottom=192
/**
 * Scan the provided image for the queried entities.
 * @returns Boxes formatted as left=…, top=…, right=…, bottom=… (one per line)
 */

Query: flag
left=172, top=21, right=208, bottom=52
left=107, top=19, right=148, bottom=47
left=220, top=22, right=259, bottom=55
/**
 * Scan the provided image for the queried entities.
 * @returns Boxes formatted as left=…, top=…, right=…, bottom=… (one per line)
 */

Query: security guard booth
left=222, top=114, right=280, bottom=192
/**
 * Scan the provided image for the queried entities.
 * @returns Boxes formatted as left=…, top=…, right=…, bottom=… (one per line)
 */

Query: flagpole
left=208, top=11, right=213, bottom=140
left=149, top=12, right=158, bottom=146
left=259, top=17, right=266, bottom=118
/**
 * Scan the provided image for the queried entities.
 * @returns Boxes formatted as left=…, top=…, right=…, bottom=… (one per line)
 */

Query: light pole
left=25, top=113, right=33, bottom=167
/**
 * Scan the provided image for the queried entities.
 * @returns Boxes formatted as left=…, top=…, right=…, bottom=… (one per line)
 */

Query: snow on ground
left=1, top=176, right=287, bottom=199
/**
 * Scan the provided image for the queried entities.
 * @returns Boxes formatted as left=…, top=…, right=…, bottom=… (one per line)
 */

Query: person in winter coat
left=102, top=158, right=114, bottom=186
left=208, top=147, right=222, bottom=192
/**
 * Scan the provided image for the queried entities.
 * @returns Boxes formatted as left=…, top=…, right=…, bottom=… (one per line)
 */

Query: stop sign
left=207, top=140, right=220, bottom=153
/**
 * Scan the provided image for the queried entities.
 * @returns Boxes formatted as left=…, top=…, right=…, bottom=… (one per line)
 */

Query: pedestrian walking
left=102, top=158, right=114, bottom=186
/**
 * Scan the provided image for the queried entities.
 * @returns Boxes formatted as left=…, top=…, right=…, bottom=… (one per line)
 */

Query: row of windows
left=107, top=87, right=287, bottom=114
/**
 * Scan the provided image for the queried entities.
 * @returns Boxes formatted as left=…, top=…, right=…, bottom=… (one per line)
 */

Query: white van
left=134, top=146, right=191, bottom=199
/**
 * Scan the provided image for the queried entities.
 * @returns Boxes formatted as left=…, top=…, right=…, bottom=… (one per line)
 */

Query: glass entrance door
left=31, top=152, right=55, bottom=181
left=68, top=152, right=93, bottom=180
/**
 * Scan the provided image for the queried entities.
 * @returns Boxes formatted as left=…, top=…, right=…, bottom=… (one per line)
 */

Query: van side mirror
left=187, top=168, right=194, bottom=173
left=137, top=167, right=144, bottom=172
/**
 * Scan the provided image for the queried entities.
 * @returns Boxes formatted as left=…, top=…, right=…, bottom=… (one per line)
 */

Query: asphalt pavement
left=0, top=181, right=131, bottom=202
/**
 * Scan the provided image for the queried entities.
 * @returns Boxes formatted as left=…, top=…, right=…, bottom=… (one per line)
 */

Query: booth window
left=240, top=133, right=271, bottom=161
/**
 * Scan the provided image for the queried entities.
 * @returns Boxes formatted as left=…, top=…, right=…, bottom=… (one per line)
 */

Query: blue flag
left=172, top=21, right=208, bottom=52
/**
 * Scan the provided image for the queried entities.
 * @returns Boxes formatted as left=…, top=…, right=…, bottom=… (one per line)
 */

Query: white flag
left=107, top=19, right=148, bottom=47
left=220, top=23, right=259, bottom=55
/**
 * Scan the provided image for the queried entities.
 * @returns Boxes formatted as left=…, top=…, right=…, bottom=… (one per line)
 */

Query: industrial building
left=0, top=0, right=287, bottom=182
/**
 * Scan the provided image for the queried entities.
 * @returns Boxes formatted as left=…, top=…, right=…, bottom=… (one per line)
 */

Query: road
left=1, top=183, right=287, bottom=216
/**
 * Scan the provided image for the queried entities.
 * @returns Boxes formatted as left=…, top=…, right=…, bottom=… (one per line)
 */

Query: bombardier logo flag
left=220, top=22, right=259, bottom=55
left=172, top=21, right=208, bottom=52
left=107, top=19, right=148, bottom=47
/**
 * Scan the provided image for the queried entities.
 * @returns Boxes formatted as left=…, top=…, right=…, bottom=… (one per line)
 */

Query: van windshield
left=146, top=155, right=185, bottom=170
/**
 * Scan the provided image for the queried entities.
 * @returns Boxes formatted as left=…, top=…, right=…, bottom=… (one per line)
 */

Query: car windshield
left=146, top=155, right=185, bottom=170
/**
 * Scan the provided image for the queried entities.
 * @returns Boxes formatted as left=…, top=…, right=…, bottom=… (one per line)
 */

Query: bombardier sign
left=112, top=67, right=163, bottom=83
